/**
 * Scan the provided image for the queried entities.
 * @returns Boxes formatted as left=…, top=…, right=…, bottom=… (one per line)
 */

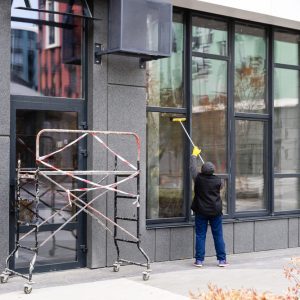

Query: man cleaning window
left=190, top=146, right=228, bottom=268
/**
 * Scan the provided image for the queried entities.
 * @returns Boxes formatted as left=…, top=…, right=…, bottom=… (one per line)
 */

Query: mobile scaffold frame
left=0, top=129, right=151, bottom=294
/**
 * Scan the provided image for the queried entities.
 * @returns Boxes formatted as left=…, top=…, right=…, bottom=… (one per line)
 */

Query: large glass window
left=146, top=112, right=185, bottom=219
left=234, top=24, right=268, bottom=214
left=191, top=57, right=227, bottom=172
left=146, top=12, right=300, bottom=224
left=146, top=12, right=185, bottom=220
left=15, top=110, right=80, bottom=267
left=192, top=17, right=227, bottom=56
left=11, top=0, right=83, bottom=98
left=274, top=32, right=300, bottom=66
left=10, top=0, right=87, bottom=271
left=234, top=25, right=266, bottom=113
left=146, top=13, right=184, bottom=108
left=191, top=17, right=228, bottom=214
left=235, top=120, right=266, bottom=211
left=274, top=69, right=300, bottom=173
left=274, top=31, right=300, bottom=211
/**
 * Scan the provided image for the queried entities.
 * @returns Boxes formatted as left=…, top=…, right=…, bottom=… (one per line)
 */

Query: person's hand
left=192, top=146, right=201, bottom=157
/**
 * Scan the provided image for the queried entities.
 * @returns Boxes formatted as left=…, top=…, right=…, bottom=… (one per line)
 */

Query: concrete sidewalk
left=0, top=247, right=299, bottom=299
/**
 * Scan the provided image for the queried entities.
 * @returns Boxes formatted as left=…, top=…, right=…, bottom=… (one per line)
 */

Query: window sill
left=146, top=214, right=300, bottom=230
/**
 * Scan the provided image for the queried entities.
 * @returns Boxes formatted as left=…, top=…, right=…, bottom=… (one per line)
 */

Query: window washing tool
left=170, top=117, right=205, bottom=164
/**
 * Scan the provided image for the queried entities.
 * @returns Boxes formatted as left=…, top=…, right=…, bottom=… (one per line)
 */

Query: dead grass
left=189, top=257, right=300, bottom=300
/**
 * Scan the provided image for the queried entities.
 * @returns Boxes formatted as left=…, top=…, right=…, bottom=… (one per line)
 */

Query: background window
left=10, top=1, right=83, bottom=98
left=234, top=25, right=266, bottom=113
left=146, top=112, right=185, bottom=219
left=146, top=13, right=184, bottom=108
left=235, top=120, right=267, bottom=211
left=274, top=178, right=300, bottom=211
left=274, top=69, right=300, bottom=173
left=274, top=32, right=300, bottom=66
left=192, top=17, right=227, bottom=56
left=146, top=12, right=185, bottom=221
left=191, top=16, right=228, bottom=213
left=191, top=57, right=227, bottom=173
left=274, top=32, right=300, bottom=212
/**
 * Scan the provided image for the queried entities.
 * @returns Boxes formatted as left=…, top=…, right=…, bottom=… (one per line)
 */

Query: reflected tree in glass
left=146, top=14, right=184, bottom=108
left=147, top=112, right=184, bottom=219
left=235, top=120, right=266, bottom=211
left=234, top=25, right=266, bottom=113
left=192, top=17, right=227, bottom=56
left=191, top=58, right=227, bottom=173
left=274, top=67, right=300, bottom=211
left=274, top=31, right=300, bottom=66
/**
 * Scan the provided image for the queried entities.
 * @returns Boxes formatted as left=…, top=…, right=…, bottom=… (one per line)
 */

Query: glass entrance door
left=11, top=108, right=86, bottom=271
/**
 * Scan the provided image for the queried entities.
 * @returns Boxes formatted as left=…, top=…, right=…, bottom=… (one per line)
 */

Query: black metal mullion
left=11, top=17, right=74, bottom=29
left=71, top=14, right=88, bottom=268
left=146, top=106, right=187, bottom=114
left=269, top=26, right=275, bottom=215
left=147, top=217, right=186, bottom=226
left=234, top=112, right=269, bottom=120
left=274, top=63, right=300, bottom=70
left=191, top=11, right=229, bottom=24
left=11, top=98, right=84, bottom=113
left=9, top=102, right=17, bottom=270
left=24, top=0, right=31, bottom=8
left=228, top=19, right=235, bottom=218
left=274, top=173, right=300, bottom=178
left=234, top=210, right=269, bottom=219
left=191, top=52, right=229, bottom=61
left=185, top=10, right=193, bottom=223
left=19, top=223, right=77, bottom=233
left=12, top=95, right=85, bottom=102
left=82, top=0, right=92, bottom=18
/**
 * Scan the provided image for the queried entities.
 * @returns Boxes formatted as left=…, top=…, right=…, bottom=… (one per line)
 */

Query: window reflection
left=16, top=230, right=77, bottom=268
left=274, top=67, right=300, bottom=212
left=192, top=58, right=227, bottom=173
left=192, top=17, right=227, bottom=56
left=16, top=110, right=80, bottom=266
left=146, top=112, right=184, bottom=219
left=234, top=25, right=266, bottom=113
left=274, top=178, right=300, bottom=211
left=274, top=68, right=300, bottom=173
left=16, top=110, right=78, bottom=169
left=221, top=180, right=228, bottom=214
left=235, top=120, right=266, bottom=211
left=11, top=0, right=83, bottom=98
left=146, top=13, right=183, bottom=107
left=274, top=31, right=300, bottom=66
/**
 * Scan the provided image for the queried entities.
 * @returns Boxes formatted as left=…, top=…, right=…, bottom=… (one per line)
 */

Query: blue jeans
left=195, top=214, right=226, bottom=261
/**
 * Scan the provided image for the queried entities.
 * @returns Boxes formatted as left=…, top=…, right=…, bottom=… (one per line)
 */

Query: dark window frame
left=146, top=8, right=300, bottom=228
left=272, top=27, right=300, bottom=215
left=9, top=10, right=90, bottom=272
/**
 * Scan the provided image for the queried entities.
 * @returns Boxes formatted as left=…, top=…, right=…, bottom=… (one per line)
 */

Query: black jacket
left=190, top=156, right=223, bottom=217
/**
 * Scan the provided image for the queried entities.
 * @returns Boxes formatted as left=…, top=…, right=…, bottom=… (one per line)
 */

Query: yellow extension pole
left=171, top=118, right=204, bottom=164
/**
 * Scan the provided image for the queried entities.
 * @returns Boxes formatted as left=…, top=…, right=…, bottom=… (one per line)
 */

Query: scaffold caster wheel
left=0, top=274, right=9, bottom=283
left=24, top=283, right=33, bottom=294
left=113, top=263, right=120, bottom=272
left=142, top=271, right=150, bottom=281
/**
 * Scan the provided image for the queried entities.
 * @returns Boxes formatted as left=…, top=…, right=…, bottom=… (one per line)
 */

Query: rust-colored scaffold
left=0, top=129, right=151, bottom=294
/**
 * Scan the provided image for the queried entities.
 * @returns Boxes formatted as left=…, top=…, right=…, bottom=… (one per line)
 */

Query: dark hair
left=201, top=162, right=215, bottom=175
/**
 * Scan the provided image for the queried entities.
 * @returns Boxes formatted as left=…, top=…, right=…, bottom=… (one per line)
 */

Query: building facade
left=0, top=0, right=299, bottom=273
